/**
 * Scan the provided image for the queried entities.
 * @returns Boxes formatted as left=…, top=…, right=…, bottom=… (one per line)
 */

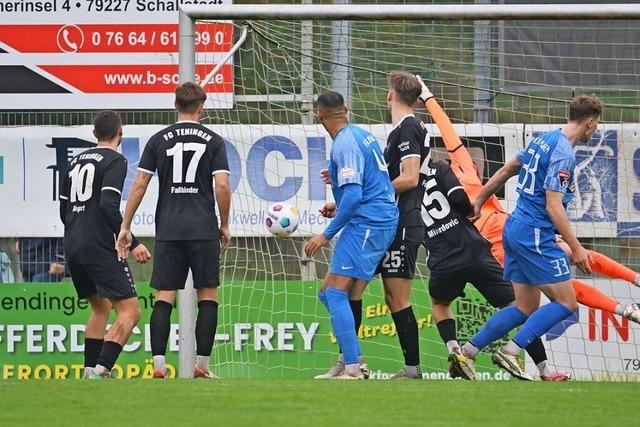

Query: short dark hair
left=569, top=95, right=603, bottom=122
left=93, top=110, right=122, bottom=141
left=317, top=91, right=345, bottom=110
left=175, top=82, right=207, bottom=113
left=388, top=71, right=421, bottom=107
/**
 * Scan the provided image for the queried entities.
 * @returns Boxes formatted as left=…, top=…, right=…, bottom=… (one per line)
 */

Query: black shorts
left=376, top=226, right=424, bottom=279
left=69, top=260, right=137, bottom=300
left=151, top=240, right=220, bottom=290
left=429, top=252, right=514, bottom=308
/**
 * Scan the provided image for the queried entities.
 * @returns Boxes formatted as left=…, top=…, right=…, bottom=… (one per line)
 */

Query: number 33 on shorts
left=551, top=257, right=570, bottom=277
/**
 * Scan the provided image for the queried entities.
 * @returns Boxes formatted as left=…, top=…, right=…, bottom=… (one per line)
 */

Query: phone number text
left=62, top=0, right=222, bottom=13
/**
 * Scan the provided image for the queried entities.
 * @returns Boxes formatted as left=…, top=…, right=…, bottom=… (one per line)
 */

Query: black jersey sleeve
left=397, top=121, right=425, bottom=161
left=100, top=158, right=128, bottom=233
left=59, top=162, right=71, bottom=225
left=100, top=157, right=141, bottom=250
left=138, top=138, right=157, bottom=175
left=210, top=135, right=230, bottom=175
left=437, top=161, right=472, bottom=216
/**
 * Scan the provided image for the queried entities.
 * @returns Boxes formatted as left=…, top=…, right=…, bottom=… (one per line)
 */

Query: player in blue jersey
left=451, top=95, right=604, bottom=380
left=304, top=91, right=399, bottom=379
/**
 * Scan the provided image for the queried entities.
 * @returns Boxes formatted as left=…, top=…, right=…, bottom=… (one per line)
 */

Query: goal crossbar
left=181, top=3, right=640, bottom=21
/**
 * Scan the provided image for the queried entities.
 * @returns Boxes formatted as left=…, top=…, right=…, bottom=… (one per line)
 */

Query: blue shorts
left=331, top=223, right=396, bottom=282
left=503, top=216, right=571, bottom=285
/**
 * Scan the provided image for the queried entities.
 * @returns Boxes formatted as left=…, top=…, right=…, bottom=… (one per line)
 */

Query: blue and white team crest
left=569, top=129, right=618, bottom=223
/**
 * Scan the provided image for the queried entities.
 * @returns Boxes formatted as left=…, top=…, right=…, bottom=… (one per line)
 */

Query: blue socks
left=470, top=302, right=575, bottom=352
left=470, top=305, right=528, bottom=351
left=318, top=290, right=329, bottom=310
left=325, top=287, right=360, bottom=365
left=513, top=302, right=574, bottom=348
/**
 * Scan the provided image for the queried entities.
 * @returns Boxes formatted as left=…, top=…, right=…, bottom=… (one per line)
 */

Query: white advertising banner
left=0, top=0, right=233, bottom=109
left=3, top=123, right=635, bottom=238
left=0, top=123, right=522, bottom=237
left=526, top=279, right=640, bottom=381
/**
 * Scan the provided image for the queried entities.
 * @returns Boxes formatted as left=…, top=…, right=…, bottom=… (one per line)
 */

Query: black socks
left=150, top=300, right=173, bottom=356
left=96, top=340, right=123, bottom=371
left=436, top=318, right=457, bottom=344
left=84, top=338, right=104, bottom=368
left=196, top=300, right=219, bottom=357
left=391, top=306, right=420, bottom=366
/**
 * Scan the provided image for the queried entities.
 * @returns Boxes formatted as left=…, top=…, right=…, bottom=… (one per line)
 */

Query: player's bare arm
left=470, top=157, right=521, bottom=221
left=319, top=202, right=336, bottom=218
left=304, top=234, right=329, bottom=257
left=305, top=182, right=363, bottom=258
left=320, top=168, right=330, bottom=184
left=317, top=171, right=337, bottom=244
left=49, top=263, right=65, bottom=276
left=392, top=156, right=419, bottom=193
left=131, top=245, right=151, bottom=263
left=117, top=171, right=152, bottom=258
left=318, top=170, right=337, bottom=217
left=214, top=172, right=232, bottom=251
left=99, top=163, right=151, bottom=264
left=313, top=203, right=336, bottom=261
left=546, top=190, right=592, bottom=274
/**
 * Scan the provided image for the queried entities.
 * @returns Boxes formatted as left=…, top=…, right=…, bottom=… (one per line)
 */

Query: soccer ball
left=265, top=203, right=300, bottom=238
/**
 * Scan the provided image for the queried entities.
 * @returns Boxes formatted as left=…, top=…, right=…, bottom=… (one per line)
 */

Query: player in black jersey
left=118, top=82, right=231, bottom=379
left=381, top=72, right=429, bottom=379
left=60, top=110, right=151, bottom=379
left=421, top=159, right=513, bottom=380
left=422, top=159, right=550, bottom=381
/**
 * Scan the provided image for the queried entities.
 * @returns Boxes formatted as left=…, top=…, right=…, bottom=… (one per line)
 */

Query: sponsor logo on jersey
left=558, top=170, right=570, bottom=188
left=398, top=141, right=411, bottom=152
left=340, top=167, right=355, bottom=180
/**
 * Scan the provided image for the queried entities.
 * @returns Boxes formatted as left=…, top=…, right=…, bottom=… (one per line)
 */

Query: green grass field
left=0, top=380, right=635, bottom=427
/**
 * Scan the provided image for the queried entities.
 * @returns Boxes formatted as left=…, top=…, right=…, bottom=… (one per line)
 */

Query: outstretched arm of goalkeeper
left=415, top=75, right=481, bottom=186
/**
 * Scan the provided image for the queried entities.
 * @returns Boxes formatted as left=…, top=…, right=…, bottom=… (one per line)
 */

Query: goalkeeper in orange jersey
left=414, top=75, right=640, bottom=375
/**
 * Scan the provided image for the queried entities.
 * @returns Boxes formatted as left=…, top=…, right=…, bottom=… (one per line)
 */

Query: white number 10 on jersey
left=68, top=163, right=96, bottom=203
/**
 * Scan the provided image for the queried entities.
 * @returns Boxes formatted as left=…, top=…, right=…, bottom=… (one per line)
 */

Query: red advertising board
left=0, top=1, right=234, bottom=109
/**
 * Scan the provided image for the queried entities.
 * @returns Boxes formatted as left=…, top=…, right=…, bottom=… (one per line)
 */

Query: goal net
left=186, top=4, right=640, bottom=380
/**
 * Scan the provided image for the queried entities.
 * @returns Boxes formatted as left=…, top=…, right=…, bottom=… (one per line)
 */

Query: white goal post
left=176, top=3, right=640, bottom=379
